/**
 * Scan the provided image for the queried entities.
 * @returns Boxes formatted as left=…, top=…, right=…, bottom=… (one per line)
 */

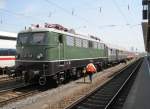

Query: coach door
left=58, top=34, right=65, bottom=62
left=116, top=50, right=119, bottom=60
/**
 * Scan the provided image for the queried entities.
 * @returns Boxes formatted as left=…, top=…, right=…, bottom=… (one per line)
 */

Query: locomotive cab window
left=17, top=33, right=29, bottom=44
left=17, top=32, right=47, bottom=45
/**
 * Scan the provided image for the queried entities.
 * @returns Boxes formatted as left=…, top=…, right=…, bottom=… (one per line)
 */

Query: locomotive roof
left=19, top=28, right=128, bottom=52
left=106, top=43, right=127, bottom=51
left=19, top=28, right=102, bottom=43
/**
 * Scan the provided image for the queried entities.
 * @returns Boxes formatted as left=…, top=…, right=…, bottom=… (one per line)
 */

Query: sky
left=0, top=0, right=145, bottom=52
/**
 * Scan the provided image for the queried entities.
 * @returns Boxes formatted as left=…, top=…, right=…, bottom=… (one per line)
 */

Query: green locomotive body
left=16, top=27, right=108, bottom=85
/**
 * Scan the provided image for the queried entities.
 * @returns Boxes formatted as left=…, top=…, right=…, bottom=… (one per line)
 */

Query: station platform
left=123, top=57, right=150, bottom=109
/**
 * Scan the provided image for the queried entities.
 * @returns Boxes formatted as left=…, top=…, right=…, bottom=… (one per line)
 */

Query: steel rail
left=104, top=59, right=142, bottom=109
left=65, top=58, right=143, bottom=109
left=0, top=83, right=37, bottom=107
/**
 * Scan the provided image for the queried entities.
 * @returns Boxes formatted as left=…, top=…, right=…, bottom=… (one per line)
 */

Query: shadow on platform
left=76, top=81, right=91, bottom=84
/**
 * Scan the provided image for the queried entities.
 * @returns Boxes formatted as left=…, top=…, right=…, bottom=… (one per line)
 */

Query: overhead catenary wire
left=0, top=8, right=31, bottom=18
left=0, top=8, right=46, bottom=22
left=111, top=0, right=130, bottom=25
left=44, top=0, right=91, bottom=23
left=44, top=0, right=105, bottom=30
left=111, top=0, right=139, bottom=33
left=0, top=0, right=141, bottom=32
left=0, top=6, right=139, bottom=30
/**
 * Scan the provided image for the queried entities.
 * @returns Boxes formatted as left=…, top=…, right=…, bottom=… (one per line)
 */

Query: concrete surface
left=123, top=57, right=150, bottom=109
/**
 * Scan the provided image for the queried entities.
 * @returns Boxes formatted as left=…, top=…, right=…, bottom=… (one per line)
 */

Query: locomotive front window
left=17, top=32, right=47, bottom=45
left=31, top=33, right=45, bottom=44
left=17, top=33, right=29, bottom=44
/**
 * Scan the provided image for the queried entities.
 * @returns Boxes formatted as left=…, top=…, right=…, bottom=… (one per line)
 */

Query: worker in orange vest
left=86, top=63, right=97, bottom=83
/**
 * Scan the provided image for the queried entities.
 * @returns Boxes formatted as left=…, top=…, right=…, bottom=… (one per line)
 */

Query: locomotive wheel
left=39, top=76, right=47, bottom=86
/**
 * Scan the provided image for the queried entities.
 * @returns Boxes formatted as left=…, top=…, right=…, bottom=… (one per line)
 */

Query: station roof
left=0, top=31, right=17, bottom=40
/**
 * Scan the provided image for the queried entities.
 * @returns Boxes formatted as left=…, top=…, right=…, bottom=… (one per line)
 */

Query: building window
left=101, top=44, right=105, bottom=49
left=83, top=39, right=88, bottom=48
left=75, top=38, right=82, bottom=47
left=66, top=35, right=74, bottom=46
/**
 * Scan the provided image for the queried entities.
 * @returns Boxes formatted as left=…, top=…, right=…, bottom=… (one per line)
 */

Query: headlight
left=37, top=53, right=43, bottom=59
left=33, top=70, right=40, bottom=75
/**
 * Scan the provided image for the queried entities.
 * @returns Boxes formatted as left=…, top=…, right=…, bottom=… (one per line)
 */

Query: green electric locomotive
left=15, top=24, right=108, bottom=85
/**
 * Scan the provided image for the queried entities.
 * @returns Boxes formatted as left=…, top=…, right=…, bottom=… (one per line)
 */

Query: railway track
left=0, top=75, right=17, bottom=84
left=0, top=59, right=139, bottom=108
left=65, top=58, right=143, bottom=109
left=0, top=84, right=40, bottom=107
left=0, top=78, right=25, bottom=92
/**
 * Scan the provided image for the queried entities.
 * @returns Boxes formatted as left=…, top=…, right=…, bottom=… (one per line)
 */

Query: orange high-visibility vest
left=86, top=63, right=96, bottom=73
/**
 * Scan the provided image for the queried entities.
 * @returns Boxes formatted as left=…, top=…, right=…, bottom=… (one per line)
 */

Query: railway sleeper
left=94, top=93, right=114, bottom=97
left=87, top=97, right=111, bottom=103
left=80, top=102, right=106, bottom=109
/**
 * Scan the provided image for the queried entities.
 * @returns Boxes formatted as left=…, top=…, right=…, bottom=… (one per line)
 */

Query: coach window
left=118, top=51, right=120, bottom=55
left=101, top=44, right=103, bottom=49
left=111, top=49, right=113, bottom=54
left=113, top=50, right=115, bottom=54
left=102, top=44, right=105, bottom=49
left=75, top=38, right=82, bottom=47
left=101, top=44, right=104, bottom=49
left=98, top=43, right=100, bottom=49
left=66, top=35, right=74, bottom=46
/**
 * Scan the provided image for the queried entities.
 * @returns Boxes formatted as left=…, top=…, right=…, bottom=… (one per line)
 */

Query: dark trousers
left=88, top=73, right=93, bottom=82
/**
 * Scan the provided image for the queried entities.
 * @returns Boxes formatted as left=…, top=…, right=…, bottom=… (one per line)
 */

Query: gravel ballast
left=0, top=61, right=133, bottom=109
